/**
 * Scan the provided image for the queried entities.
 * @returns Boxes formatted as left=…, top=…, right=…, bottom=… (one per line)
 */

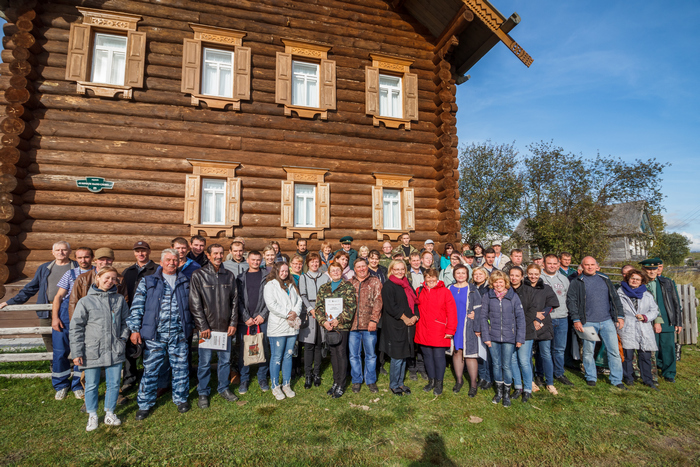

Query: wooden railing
left=0, top=304, right=54, bottom=378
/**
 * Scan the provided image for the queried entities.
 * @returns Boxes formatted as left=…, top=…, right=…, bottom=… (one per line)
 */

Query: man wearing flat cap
left=335, top=236, right=358, bottom=269
left=69, top=247, right=128, bottom=320
left=640, top=258, right=683, bottom=383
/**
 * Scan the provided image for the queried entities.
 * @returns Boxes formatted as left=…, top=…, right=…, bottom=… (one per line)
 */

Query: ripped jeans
left=268, top=335, right=297, bottom=389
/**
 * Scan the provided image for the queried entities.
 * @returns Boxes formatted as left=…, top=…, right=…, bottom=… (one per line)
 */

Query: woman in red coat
left=415, top=268, right=458, bottom=395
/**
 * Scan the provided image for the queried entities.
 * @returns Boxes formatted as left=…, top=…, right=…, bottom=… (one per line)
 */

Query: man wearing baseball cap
left=491, top=241, right=510, bottom=270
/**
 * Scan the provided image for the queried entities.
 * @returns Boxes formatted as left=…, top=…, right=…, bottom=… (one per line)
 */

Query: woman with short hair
left=472, top=244, right=485, bottom=267
left=449, top=264, right=483, bottom=396
left=333, top=251, right=355, bottom=280
left=319, top=242, right=333, bottom=272
left=358, top=245, right=370, bottom=261
left=290, top=254, right=304, bottom=286
left=367, top=250, right=388, bottom=284
left=298, top=253, right=330, bottom=389
left=471, top=267, right=489, bottom=296
left=262, top=245, right=277, bottom=270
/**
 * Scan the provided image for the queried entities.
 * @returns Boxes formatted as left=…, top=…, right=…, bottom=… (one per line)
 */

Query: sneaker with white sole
left=86, top=414, right=99, bottom=432
left=271, top=386, right=286, bottom=401
left=104, top=412, right=121, bottom=426
left=55, top=388, right=68, bottom=400
left=73, top=389, right=84, bottom=399
left=282, top=385, right=296, bottom=398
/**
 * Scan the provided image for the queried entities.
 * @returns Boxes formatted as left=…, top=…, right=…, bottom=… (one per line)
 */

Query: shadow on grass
left=408, top=432, right=457, bottom=467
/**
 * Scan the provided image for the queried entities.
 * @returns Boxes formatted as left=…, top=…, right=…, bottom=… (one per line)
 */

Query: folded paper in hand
left=576, top=326, right=600, bottom=342
left=198, top=331, right=229, bottom=350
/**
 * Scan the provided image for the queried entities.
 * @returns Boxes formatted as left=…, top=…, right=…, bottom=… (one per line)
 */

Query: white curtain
left=92, top=33, right=127, bottom=85
left=202, top=48, right=233, bottom=97
left=379, top=75, right=402, bottom=118
left=201, top=179, right=226, bottom=224
left=292, top=61, right=319, bottom=107
left=294, top=184, right=315, bottom=227
left=383, top=189, right=401, bottom=230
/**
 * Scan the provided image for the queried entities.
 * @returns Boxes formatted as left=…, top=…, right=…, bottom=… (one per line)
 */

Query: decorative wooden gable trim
left=372, top=173, right=414, bottom=241
left=184, top=159, right=241, bottom=237
left=66, top=8, right=144, bottom=99
left=366, top=53, right=417, bottom=130
left=282, top=167, right=330, bottom=239
left=276, top=39, right=335, bottom=120
left=181, top=24, right=249, bottom=111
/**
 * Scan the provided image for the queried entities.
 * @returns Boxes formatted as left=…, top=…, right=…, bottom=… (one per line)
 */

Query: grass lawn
left=1, top=347, right=700, bottom=467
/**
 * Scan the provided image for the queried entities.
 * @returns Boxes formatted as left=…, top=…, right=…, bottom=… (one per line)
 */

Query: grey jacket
left=298, top=270, right=330, bottom=344
left=69, top=285, right=130, bottom=370
left=617, top=289, right=659, bottom=351
left=541, top=272, right=570, bottom=319
left=223, top=258, right=249, bottom=278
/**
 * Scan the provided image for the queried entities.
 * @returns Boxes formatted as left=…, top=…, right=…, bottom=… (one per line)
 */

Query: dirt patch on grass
left=647, top=433, right=700, bottom=465
left=0, top=450, right=27, bottom=467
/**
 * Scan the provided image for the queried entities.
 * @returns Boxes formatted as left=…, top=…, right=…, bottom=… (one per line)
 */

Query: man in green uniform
left=640, top=258, right=683, bottom=383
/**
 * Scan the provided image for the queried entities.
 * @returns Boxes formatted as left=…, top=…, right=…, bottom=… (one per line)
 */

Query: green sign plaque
left=76, top=177, right=115, bottom=193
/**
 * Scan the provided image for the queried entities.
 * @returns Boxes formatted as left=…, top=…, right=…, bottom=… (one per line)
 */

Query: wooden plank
left=690, top=285, right=698, bottom=345
left=2, top=304, right=52, bottom=311
left=0, top=352, right=52, bottom=362
left=0, top=326, right=52, bottom=336
left=0, top=372, right=53, bottom=379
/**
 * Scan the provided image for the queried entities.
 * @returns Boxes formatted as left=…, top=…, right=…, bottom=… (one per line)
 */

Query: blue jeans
left=389, top=358, right=406, bottom=390
left=197, top=336, right=232, bottom=396
left=511, top=340, right=534, bottom=391
left=478, top=352, right=493, bottom=383
left=348, top=330, right=378, bottom=385
left=581, top=320, right=623, bottom=385
left=489, top=342, right=515, bottom=385
left=538, top=340, right=554, bottom=385
left=84, top=362, right=122, bottom=414
left=51, top=301, right=82, bottom=392
left=237, top=323, right=270, bottom=384
left=268, top=335, right=296, bottom=388
left=551, top=318, right=568, bottom=378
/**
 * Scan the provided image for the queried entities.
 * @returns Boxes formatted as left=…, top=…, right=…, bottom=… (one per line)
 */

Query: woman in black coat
left=379, top=259, right=419, bottom=396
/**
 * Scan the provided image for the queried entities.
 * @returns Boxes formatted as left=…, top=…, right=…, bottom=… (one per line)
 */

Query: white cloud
left=679, top=232, right=700, bottom=252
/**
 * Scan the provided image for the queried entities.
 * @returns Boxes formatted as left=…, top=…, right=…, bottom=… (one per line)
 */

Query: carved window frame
left=365, top=54, right=419, bottom=130
left=184, top=159, right=241, bottom=237
left=371, top=173, right=415, bottom=241
left=281, top=167, right=330, bottom=239
left=65, top=8, right=146, bottom=99
left=275, top=39, right=336, bottom=120
left=181, top=24, right=250, bottom=111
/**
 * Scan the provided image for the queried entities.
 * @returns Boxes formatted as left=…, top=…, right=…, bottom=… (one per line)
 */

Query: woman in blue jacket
left=477, top=270, right=525, bottom=407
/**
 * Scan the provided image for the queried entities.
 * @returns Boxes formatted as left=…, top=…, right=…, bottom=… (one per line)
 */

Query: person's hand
left=245, top=318, right=255, bottom=327
left=475, top=332, right=481, bottom=338
left=400, top=315, right=412, bottom=325
left=130, top=332, right=142, bottom=345
left=368, top=321, right=377, bottom=332
left=573, top=321, right=584, bottom=333
left=536, top=311, right=545, bottom=320
left=409, top=316, right=418, bottom=326
left=309, top=308, right=316, bottom=318
left=534, top=321, right=543, bottom=331
left=288, top=312, right=298, bottom=321
left=635, top=314, right=644, bottom=321
left=200, top=329, right=211, bottom=339
left=616, top=318, right=624, bottom=330
left=654, top=323, right=662, bottom=334
left=484, top=340, right=491, bottom=348
left=516, top=342, right=522, bottom=348
left=73, top=357, right=83, bottom=366
left=0, top=302, right=7, bottom=310
left=444, top=334, right=453, bottom=339
left=253, top=316, right=264, bottom=325
left=227, top=326, right=236, bottom=337
left=323, top=322, right=333, bottom=331
left=467, top=311, right=475, bottom=319
left=330, top=318, right=339, bottom=329
left=675, top=326, right=682, bottom=334
left=52, top=318, right=64, bottom=332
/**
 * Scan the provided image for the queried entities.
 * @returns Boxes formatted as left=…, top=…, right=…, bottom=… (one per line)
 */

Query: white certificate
left=198, top=331, right=229, bottom=351
left=576, top=326, right=600, bottom=342
left=325, top=298, right=343, bottom=320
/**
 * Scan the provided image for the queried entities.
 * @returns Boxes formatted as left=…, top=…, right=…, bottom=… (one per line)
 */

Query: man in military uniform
left=640, top=258, right=683, bottom=383
left=335, top=236, right=358, bottom=269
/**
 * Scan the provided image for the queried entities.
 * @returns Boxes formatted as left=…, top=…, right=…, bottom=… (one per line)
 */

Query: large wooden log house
left=0, top=0, right=531, bottom=296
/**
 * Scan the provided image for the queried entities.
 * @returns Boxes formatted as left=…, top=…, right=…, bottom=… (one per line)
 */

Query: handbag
left=326, top=330, right=343, bottom=346
left=243, top=325, right=266, bottom=366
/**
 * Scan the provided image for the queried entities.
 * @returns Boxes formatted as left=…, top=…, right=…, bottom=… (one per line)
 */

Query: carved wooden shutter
left=404, top=72, right=419, bottom=121
left=317, top=182, right=330, bottom=228
left=281, top=180, right=294, bottom=227
left=181, top=39, right=201, bottom=94
left=371, top=186, right=383, bottom=230
left=233, top=46, right=251, bottom=101
left=184, top=175, right=201, bottom=225
left=365, top=66, right=379, bottom=116
left=320, top=59, right=336, bottom=110
left=226, top=178, right=241, bottom=226
left=125, top=30, right=146, bottom=88
left=402, top=187, right=415, bottom=231
left=66, top=24, right=91, bottom=82
left=275, top=52, right=292, bottom=105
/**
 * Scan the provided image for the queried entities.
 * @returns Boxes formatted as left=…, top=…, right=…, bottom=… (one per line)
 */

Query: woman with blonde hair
left=319, top=242, right=333, bottom=271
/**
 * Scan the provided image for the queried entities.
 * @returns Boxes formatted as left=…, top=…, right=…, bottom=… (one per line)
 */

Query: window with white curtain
left=383, top=189, right=401, bottom=230
left=292, top=61, right=319, bottom=108
left=379, top=74, right=402, bottom=118
left=294, top=184, right=316, bottom=227
left=91, top=33, right=127, bottom=85
left=201, top=47, right=234, bottom=98
left=201, top=178, right=226, bottom=225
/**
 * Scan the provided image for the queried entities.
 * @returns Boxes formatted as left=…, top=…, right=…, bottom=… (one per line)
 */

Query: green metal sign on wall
left=76, top=177, right=114, bottom=193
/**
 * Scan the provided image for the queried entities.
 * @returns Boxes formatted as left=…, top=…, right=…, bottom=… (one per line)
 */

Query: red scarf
left=389, top=274, right=418, bottom=314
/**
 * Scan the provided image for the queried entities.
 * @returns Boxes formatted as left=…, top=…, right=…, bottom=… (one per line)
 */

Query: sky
left=456, top=1, right=700, bottom=250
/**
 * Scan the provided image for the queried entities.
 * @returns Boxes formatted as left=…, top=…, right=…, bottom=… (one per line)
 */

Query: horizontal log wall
left=0, top=0, right=463, bottom=281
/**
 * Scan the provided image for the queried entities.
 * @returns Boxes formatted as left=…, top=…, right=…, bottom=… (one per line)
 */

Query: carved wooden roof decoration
left=77, top=8, right=142, bottom=31
left=189, top=24, right=246, bottom=46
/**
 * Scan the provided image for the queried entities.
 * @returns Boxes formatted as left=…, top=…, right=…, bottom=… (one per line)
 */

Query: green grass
left=1, top=348, right=700, bottom=466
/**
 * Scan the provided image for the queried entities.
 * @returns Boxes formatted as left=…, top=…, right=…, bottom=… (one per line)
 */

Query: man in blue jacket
left=127, top=249, right=194, bottom=420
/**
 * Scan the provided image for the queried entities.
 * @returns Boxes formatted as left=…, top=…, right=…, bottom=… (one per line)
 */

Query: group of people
left=0, top=233, right=684, bottom=431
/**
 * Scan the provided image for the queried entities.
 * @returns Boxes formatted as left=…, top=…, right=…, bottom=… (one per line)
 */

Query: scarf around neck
left=389, top=274, right=418, bottom=314
left=621, top=281, right=646, bottom=300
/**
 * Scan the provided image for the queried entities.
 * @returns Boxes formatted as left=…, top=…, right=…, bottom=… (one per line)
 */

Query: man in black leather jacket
left=189, top=243, right=239, bottom=408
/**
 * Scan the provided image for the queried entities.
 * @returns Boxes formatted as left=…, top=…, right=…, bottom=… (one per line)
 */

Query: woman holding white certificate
left=314, top=261, right=357, bottom=399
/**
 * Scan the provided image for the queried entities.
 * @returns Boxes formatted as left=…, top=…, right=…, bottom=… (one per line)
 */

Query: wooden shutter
left=275, top=52, right=292, bottom=105
left=404, top=72, right=419, bottom=121
left=184, top=175, right=201, bottom=225
left=281, top=180, right=294, bottom=227
left=402, top=187, right=415, bottom=231
left=317, top=182, right=330, bottom=228
left=65, top=24, right=90, bottom=82
left=181, top=39, right=201, bottom=94
left=233, top=45, right=251, bottom=101
left=125, top=30, right=146, bottom=88
left=226, top=178, right=241, bottom=226
left=320, top=59, right=336, bottom=110
left=371, top=186, right=383, bottom=230
left=365, top=66, right=379, bottom=116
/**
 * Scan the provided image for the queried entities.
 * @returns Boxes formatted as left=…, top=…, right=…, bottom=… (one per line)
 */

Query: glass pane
left=202, top=62, right=218, bottom=95
left=215, top=192, right=225, bottom=224
left=383, top=189, right=401, bottom=230
left=201, top=179, right=226, bottom=225
left=293, top=61, right=318, bottom=76
left=204, top=48, right=233, bottom=65
left=379, top=75, right=401, bottom=88
left=306, top=78, right=318, bottom=108
left=91, top=49, right=109, bottom=84
left=379, top=75, right=402, bottom=118
left=219, top=67, right=232, bottom=98
left=201, top=48, right=233, bottom=97
left=294, top=184, right=315, bottom=227
left=95, top=33, right=127, bottom=50
left=292, top=61, right=319, bottom=107
left=111, top=51, right=126, bottom=86
left=91, top=34, right=127, bottom=85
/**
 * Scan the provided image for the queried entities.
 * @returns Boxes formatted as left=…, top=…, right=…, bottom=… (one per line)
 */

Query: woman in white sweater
left=263, top=262, right=302, bottom=400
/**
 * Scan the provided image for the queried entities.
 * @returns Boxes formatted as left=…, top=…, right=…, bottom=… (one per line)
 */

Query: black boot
left=423, top=378, right=435, bottom=392
left=433, top=380, right=443, bottom=396
left=502, top=384, right=511, bottom=408
left=492, top=382, right=503, bottom=404
left=304, top=376, right=313, bottom=390
left=511, top=387, right=523, bottom=400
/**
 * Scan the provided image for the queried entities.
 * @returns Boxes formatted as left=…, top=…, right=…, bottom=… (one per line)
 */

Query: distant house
left=511, top=201, right=655, bottom=263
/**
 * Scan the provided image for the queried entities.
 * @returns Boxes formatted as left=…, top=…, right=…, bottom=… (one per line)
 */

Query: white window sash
left=292, top=61, right=320, bottom=108
left=201, top=178, right=227, bottom=225
left=383, top=189, right=401, bottom=230
left=201, top=48, right=234, bottom=98
left=294, top=184, right=316, bottom=227
left=91, top=33, right=127, bottom=86
left=379, top=74, right=402, bottom=118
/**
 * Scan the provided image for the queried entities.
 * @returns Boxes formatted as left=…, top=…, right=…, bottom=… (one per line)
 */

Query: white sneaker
left=104, top=412, right=121, bottom=426
left=282, top=385, right=296, bottom=398
left=271, top=386, right=286, bottom=401
left=73, top=389, right=84, bottom=400
left=55, top=388, right=68, bottom=400
left=86, top=414, right=99, bottom=432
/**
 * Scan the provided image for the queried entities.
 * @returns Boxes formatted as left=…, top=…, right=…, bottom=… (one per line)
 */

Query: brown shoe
left=229, top=370, right=240, bottom=385
left=117, top=394, right=130, bottom=405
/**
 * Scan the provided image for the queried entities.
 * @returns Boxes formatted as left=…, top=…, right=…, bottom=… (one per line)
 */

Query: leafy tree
left=650, top=232, right=691, bottom=266
left=458, top=141, right=524, bottom=246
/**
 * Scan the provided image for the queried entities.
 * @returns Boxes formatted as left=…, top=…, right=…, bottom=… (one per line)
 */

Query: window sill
left=192, top=94, right=241, bottom=111
left=373, top=115, right=411, bottom=130
left=190, top=224, right=234, bottom=237
left=284, top=104, right=328, bottom=120
left=77, top=81, right=133, bottom=99
left=285, top=226, right=326, bottom=240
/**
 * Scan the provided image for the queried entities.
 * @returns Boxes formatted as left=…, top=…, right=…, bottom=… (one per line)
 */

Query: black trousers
left=623, top=348, right=652, bottom=385
left=421, top=345, right=448, bottom=381
left=122, top=339, right=141, bottom=387
left=303, top=325, right=323, bottom=377
left=329, top=331, right=349, bottom=387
